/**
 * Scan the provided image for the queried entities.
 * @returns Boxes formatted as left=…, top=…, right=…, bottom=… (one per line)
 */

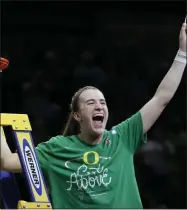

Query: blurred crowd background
left=1, top=1, right=186, bottom=209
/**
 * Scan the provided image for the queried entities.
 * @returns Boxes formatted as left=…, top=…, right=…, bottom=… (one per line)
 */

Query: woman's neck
left=78, top=131, right=103, bottom=145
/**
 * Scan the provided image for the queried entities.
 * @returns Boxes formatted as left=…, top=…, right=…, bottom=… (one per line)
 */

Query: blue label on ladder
left=22, top=139, right=42, bottom=196
left=14, top=131, right=50, bottom=203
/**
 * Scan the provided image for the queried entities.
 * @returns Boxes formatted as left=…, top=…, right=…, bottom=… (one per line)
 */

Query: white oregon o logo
left=83, top=151, right=99, bottom=165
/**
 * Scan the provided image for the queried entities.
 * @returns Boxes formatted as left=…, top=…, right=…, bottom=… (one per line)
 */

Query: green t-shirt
left=35, top=111, right=146, bottom=209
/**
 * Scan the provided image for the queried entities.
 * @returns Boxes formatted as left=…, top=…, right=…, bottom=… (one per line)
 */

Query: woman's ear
left=73, top=112, right=81, bottom=122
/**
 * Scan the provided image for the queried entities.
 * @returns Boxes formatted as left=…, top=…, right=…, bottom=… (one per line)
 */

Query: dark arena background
left=1, top=1, right=186, bottom=209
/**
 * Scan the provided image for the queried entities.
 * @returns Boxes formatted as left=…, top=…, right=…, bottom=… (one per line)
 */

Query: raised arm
left=0, top=127, right=22, bottom=172
left=140, top=20, right=186, bottom=134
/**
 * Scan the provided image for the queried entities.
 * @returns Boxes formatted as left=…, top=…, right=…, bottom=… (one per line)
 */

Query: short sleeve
left=35, top=136, right=60, bottom=171
left=112, top=112, right=147, bottom=153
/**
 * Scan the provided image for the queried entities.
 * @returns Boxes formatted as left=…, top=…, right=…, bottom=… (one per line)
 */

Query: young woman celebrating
left=1, top=20, right=186, bottom=208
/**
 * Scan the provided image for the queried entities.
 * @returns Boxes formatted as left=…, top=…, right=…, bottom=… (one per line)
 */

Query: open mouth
left=92, top=115, right=104, bottom=124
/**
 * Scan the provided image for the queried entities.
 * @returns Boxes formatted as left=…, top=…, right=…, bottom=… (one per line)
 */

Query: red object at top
left=0, top=58, right=9, bottom=70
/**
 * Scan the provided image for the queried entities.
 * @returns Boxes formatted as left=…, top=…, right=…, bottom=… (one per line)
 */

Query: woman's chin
left=92, top=127, right=105, bottom=137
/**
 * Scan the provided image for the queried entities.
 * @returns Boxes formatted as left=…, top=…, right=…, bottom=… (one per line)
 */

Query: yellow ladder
left=0, top=113, right=52, bottom=209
